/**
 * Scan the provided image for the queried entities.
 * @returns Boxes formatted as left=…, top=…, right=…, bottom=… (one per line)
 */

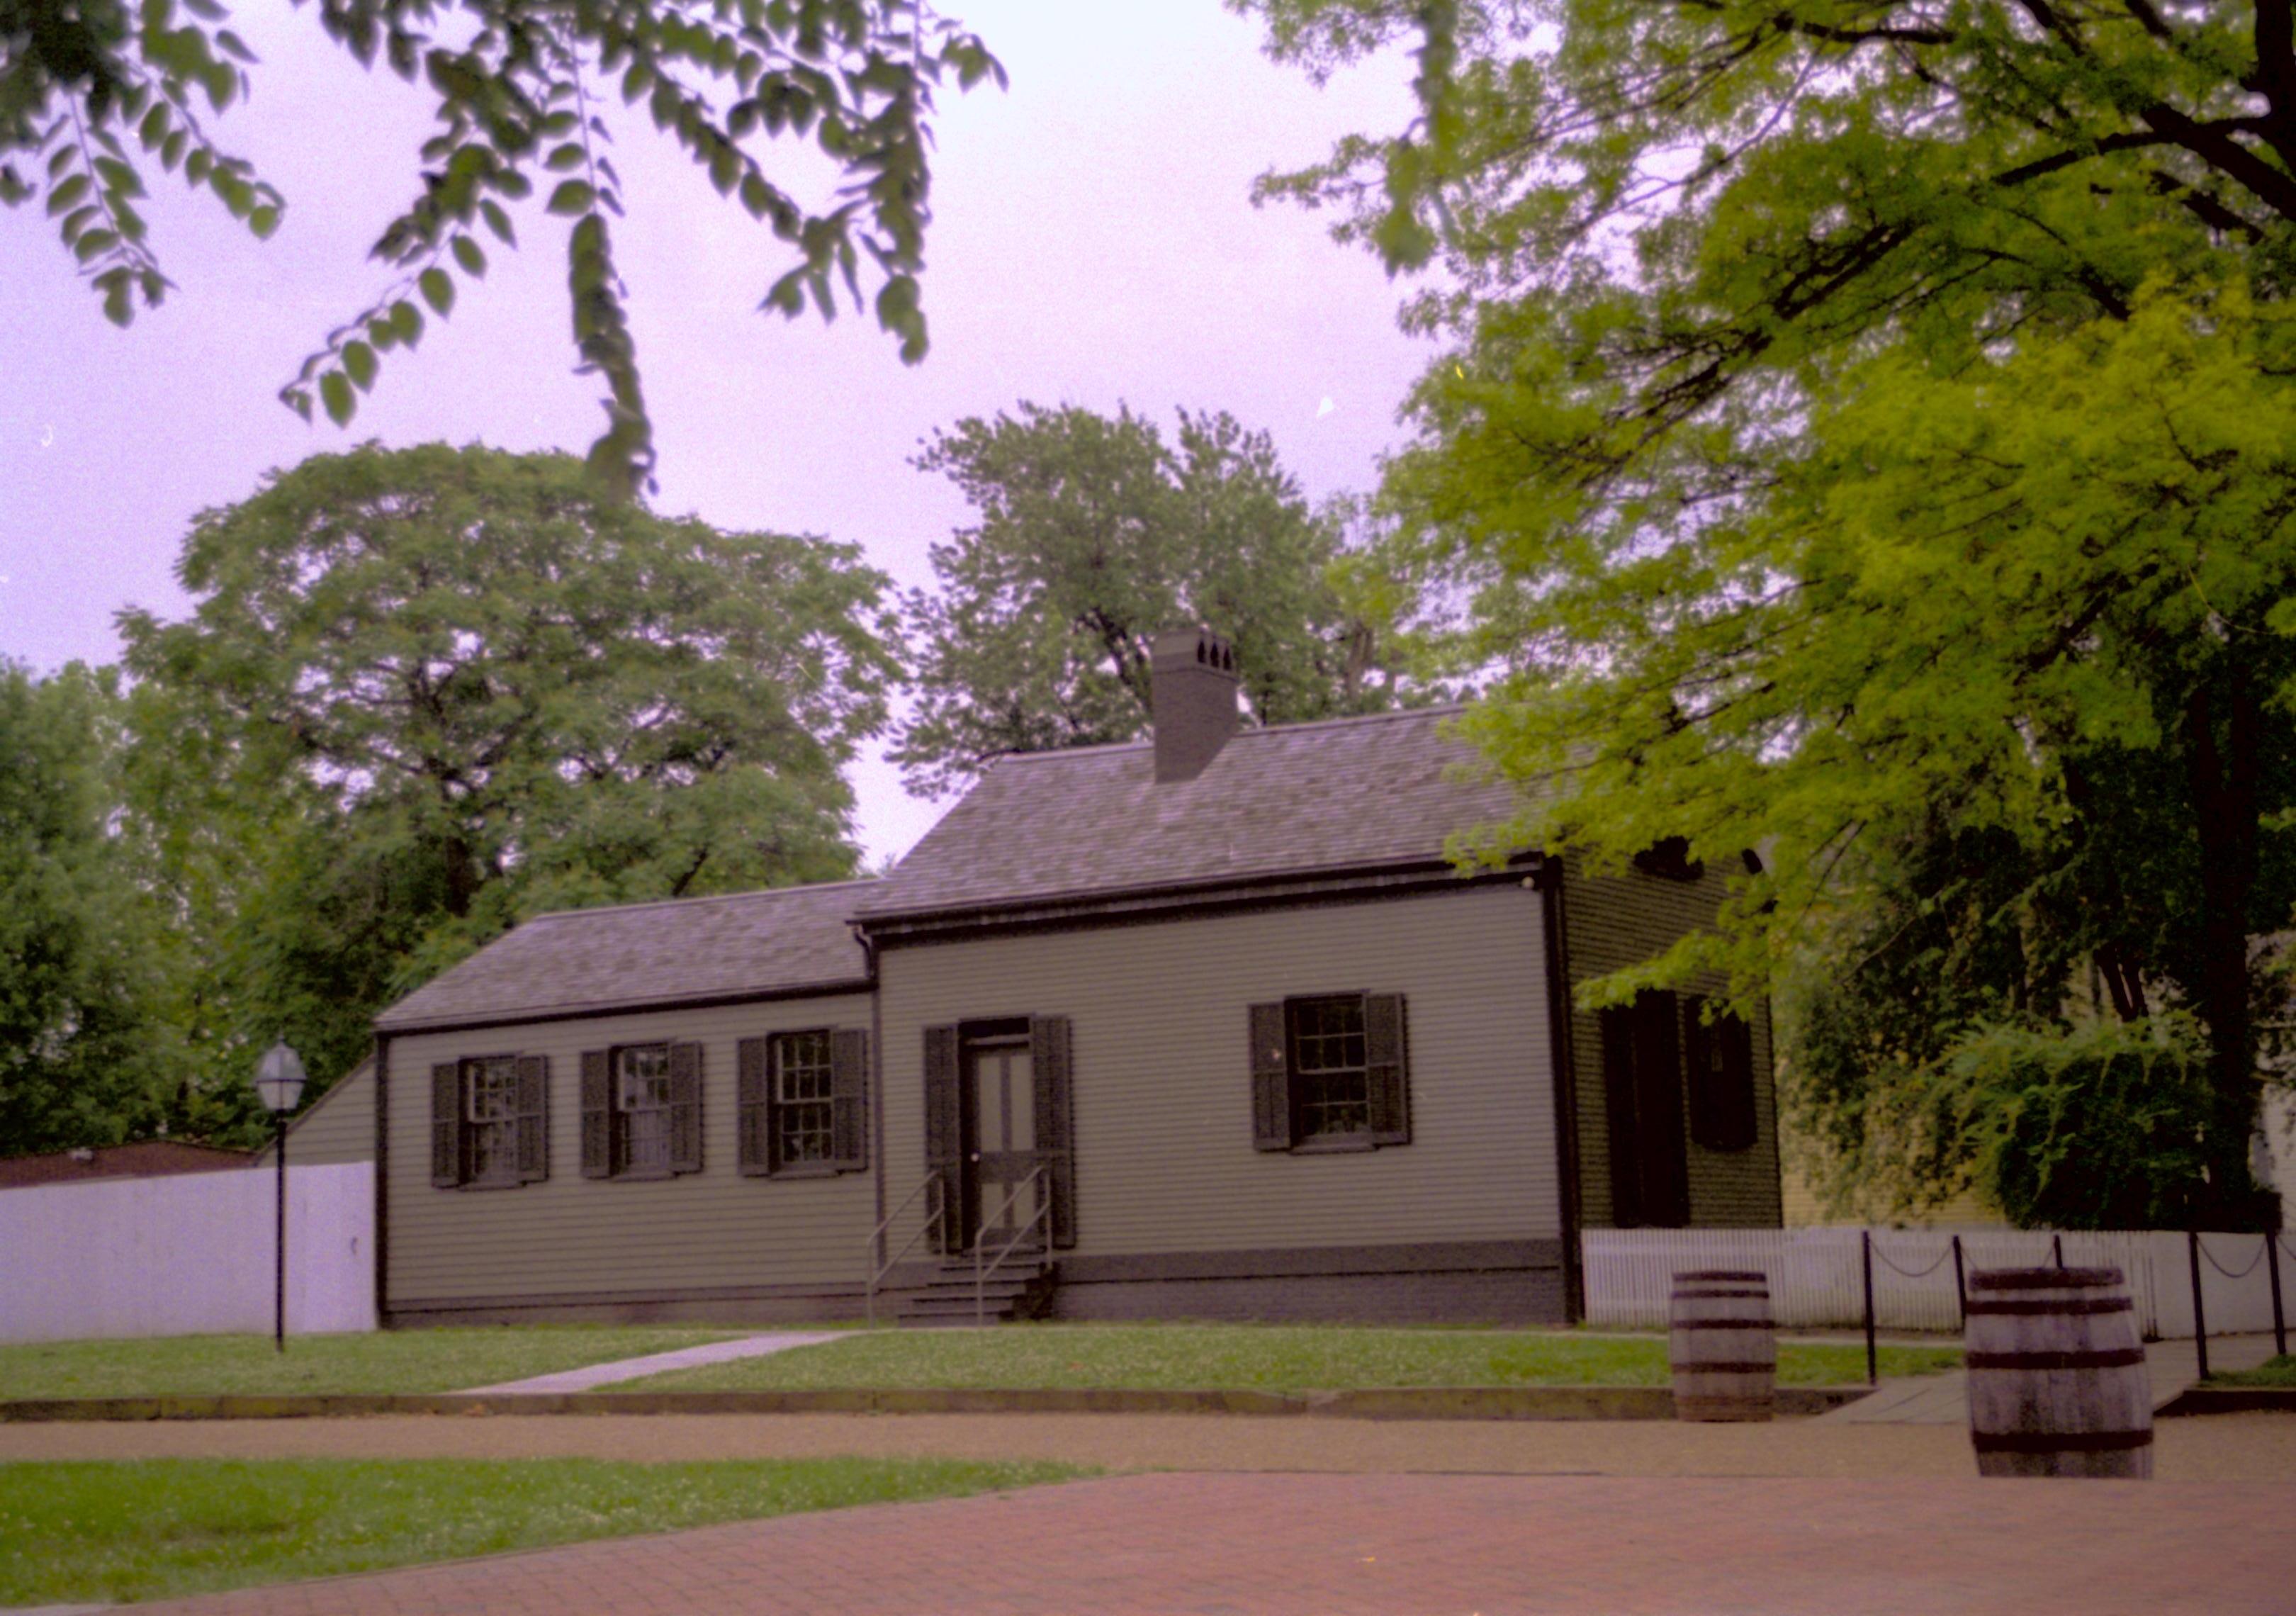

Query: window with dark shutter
left=431, top=1062, right=462, bottom=1188
left=514, top=1054, right=549, bottom=1183
left=1030, top=1015, right=1075, bottom=1248
left=580, top=1049, right=612, bottom=1179
left=1684, top=996, right=1758, bottom=1153
left=736, top=1036, right=771, bottom=1176
left=1364, top=994, right=1411, bottom=1147
left=830, top=1028, right=870, bottom=1173
left=766, top=1029, right=836, bottom=1169
left=667, top=1041, right=703, bottom=1174
left=1600, top=992, right=1691, bottom=1226
left=1252, top=994, right=1413, bottom=1153
left=462, top=1055, right=522, bottom=1186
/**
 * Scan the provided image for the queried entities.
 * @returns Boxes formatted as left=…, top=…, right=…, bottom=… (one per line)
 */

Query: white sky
left=0, top=1, right=1432, bottom=866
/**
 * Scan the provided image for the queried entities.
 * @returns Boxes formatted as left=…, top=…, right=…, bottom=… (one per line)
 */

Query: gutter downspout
left=372, top=1031, right=390, bottom=1329
left=1537, top=858, right=1586, bottom=1324
left=857, top=927, right=887, bottom=1280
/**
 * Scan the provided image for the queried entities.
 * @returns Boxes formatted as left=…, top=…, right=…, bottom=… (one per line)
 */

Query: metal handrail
left=974, top=1166, right=1052, bottom=1326
left=865, top=1170, right=946, bottom=1328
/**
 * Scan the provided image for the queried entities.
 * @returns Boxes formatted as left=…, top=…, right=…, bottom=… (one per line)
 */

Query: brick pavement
left=128, top=1471, right=2295, bottom=1616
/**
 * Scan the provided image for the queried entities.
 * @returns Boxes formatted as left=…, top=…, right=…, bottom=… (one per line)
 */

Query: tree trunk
left=2182, top=659, right=2266, bottom=1225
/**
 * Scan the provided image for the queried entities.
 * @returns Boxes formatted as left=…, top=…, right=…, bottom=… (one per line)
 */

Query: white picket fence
left=0, top=1162, right=376, bottom=1343
left=1582, top=1227, right=2291, bottom=1340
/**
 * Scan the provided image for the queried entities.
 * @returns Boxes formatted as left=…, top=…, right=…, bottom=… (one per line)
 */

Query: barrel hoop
left=1968, top=1267, right=2122, bottom=1291
left=1968, top=1428, right=2154, bottom=1455
left=1673, top=1270, right=1767, bottom=1283
left=1672, top=1362, right=1778, bottom=1376
left=1964, top=1296, right=2132, bottom=1317
left=1672, top=1285, right=1769, bottom=1296
left=1966, top=1347, right=2146, bottom=1371
left=1667, top=1318, right=1777, bottom=1330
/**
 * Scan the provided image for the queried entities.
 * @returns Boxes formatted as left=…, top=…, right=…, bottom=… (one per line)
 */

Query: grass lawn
left=0, top=1327, right=754, bottom=1401
left=2210, top=1353, right=2296, bottom=1387
left=623, top=1324, right=1962, bottom=1393
left=0, top=1457, right=1079, bottom=1607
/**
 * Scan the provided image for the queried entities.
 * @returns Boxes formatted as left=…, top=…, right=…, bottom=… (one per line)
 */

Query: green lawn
left=623, top=1323, right=1962, bottom=1393
left=0, top=1457, right=1079, bottom=1606
left=2210, top=1353, right=2296, bottom=1387
left=0, top=1327, right=748, bottom=1400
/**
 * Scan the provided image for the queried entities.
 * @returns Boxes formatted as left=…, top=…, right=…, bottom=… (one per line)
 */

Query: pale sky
left=0, top=1, right=1431, bottom=866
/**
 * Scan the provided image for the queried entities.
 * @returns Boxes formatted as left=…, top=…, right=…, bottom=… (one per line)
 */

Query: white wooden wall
left=1583, top=1227, right=2290, bottom=1340
left=0, top=1163, right=375, bottom=1343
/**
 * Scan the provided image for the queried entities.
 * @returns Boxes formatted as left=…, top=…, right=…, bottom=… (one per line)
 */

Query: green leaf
left=546, top=142, right=587, bottom=173
left=390, top=299, right=424, bottom=344
left=320, top=370, right=354, bottom=426
left=44, top=174, right=89, bottom=217
left=451, top=235, right=486, bottom=276
left=546, top=179, right=595, bottom=216
left=247, top=203, right=280, bottom=240
left=418, top=266, right=455, bottom=315
left=342, top=340, right=378, bottom=391
left=480, top=198, right=515, bottom=245
left=73, top=228, right=118, bottom=262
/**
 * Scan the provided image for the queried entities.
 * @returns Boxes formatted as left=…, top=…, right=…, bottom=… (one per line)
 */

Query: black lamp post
left=254, top=1042, right=307, bottom=1352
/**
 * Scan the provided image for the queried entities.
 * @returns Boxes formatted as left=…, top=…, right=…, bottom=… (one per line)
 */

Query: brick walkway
left=133, top=1472, right=2293, bottom=1615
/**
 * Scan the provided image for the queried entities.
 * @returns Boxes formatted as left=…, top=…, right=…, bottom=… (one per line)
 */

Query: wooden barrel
left=1965, top=1266, right=2152, bottom=1479
left=1670, top=1269, right=1776, bottom=1422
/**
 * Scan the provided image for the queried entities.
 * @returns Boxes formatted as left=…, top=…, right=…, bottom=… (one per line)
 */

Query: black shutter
left=668, top=1041, right=704, bottom=1174
left=737, top=1036, right=772, bottom=1177
left=1683, top=994, right=1717, bottom=1150
left=1713, top=1011, right=1757, bottom=1152
left=1599, top=1005, right=1642, bottom=1226
left=580, top=1050, right=612, bottom=1179
left=514, top=1054, right=549, bottom=1183
left=1249, top=1002, right=1290, bottom=1151
left=1364, top=993, right=1411, bottom=1147
left=1030, top=1014, right=1075, bottom=1249
left=923, top=1025, right=960, bottom=1252
left=831, top=1028, right=870, bottom=1173
left=1631, top=991, right=1690, bottom=1227
left=431, top=1062, right=461, bottom=1188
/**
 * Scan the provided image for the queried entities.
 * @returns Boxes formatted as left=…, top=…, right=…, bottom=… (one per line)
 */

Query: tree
left=1242, top=4, right=2296, bottom=1221
left=0, top=661, right=183, bottom=1156
left=891, top=401, right=1427, bottom=797
left=2, top=1, right=1003, bottom=494
left=120, top=441, right=899, bottom=1099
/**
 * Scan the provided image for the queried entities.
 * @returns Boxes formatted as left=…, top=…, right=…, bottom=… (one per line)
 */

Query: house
left=364, top=629, right=1783, bottom=1328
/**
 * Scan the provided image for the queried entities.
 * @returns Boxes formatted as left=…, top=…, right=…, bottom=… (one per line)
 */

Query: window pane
left=772, top=1031, right=835, bottom=1165
left=464, top=1056, right=519, bottom=1182
left=1289, top=997, right=1370, bottom=1139
left=616, top=1045, right=673, bottom=1172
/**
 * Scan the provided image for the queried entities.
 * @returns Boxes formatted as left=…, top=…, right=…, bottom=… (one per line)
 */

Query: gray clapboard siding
left=876, top=885, right=1556, bottom=1261
left=254, top=1058, right=375, bottom=1167
left=385, top=992, right=875, bottom=1306
left=1563, top=861, right=1782, bottom=1228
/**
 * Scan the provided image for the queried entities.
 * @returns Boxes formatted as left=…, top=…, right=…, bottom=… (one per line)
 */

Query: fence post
left=2270, top=1233, right=2287, bottom=1362
left=1861, top=1228, right=1877, bottom=1386
left=2188, top=1230, right=2210, bottom=1381
left=2051, top=1231, right=2064, bottom=1269
left=1951, top=1234, right=1966, bottom=1331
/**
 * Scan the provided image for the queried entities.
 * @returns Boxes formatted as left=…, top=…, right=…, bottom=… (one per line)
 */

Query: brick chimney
left=1149, top=627, right=1239, bottom=784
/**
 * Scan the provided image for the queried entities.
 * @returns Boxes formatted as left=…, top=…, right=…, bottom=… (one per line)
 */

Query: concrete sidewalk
left=1825, top=1331, right=2280, bottom=1424
left=459, top=1331, right=849, bottom=1394
left=123, top=1471, right=2296, bottom=1615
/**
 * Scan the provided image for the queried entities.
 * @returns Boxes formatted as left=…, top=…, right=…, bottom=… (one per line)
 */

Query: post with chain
left=2188, top=1230, right=2210, bottom=1382
left=1950, top=1234, right=1966, bottom=1330
left=2269, top=1233, right=2287, bottom=1362
left=2051, top=1231, right=2064, bottom=1269
left=1861, top=1229, right=1877, bottom=1386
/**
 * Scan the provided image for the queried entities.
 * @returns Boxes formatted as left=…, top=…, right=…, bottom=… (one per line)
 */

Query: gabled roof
left=375, top=880, right=875, bottom=1031
left=0, top=1140, right=253, bottom=1188
left=852, top=705, right=1531, bottom=924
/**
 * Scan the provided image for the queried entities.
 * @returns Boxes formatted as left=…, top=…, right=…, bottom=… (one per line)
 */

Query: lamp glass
left=254, top=1042, right=307, bottom=1115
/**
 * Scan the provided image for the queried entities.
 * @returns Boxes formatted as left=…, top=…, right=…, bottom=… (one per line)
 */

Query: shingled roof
left=852, top=705, right=1533, bottom=923
left=376, top=879, right=875, bottom=1031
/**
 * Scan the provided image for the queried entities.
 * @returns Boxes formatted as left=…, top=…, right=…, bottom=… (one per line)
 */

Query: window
left=1288, top=997, right=1371, bottom=1140
left=736, top=1028, right=871, bottom=1177
left=1684, top=997, right=1759, bottom=1153
left=580, top=1043, right=702, bottom=1179
left=615, top=1044, right=673, bottom=1175
left=464, top=1055, right=521, bottom=1184
left=429, top=1054, right=548, bottom=1190
left=1250, top=994, right=1410, bottom=1152
left=771, top=1031, right=837, bottom=1166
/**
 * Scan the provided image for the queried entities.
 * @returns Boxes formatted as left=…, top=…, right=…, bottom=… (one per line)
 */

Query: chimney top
left=1149, top=627, right=1239, bottom=784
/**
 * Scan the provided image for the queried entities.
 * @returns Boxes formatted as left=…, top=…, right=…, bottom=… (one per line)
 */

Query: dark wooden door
left=960, top=1033, right=1035, bottom=1250
left=1601, top=991, right=1691, bottom=1228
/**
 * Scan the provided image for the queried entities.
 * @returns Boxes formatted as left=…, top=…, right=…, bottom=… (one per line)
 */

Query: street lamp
left=254, top=1042, right=307, bottom=1352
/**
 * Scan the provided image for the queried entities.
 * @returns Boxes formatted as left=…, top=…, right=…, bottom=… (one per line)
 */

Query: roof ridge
left=986, top=702, right=1471, bottom=768
left=523, top=875, right=881, bottom=926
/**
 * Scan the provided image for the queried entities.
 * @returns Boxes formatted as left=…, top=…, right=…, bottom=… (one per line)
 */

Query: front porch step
left=886, top=1252, right=1057, bottom=1327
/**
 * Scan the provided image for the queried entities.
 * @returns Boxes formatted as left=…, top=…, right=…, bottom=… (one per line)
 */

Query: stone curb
left=0, top=1385, right=1870, bottom=1423
left=2153, top=1384, right=2296, bottom=1418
